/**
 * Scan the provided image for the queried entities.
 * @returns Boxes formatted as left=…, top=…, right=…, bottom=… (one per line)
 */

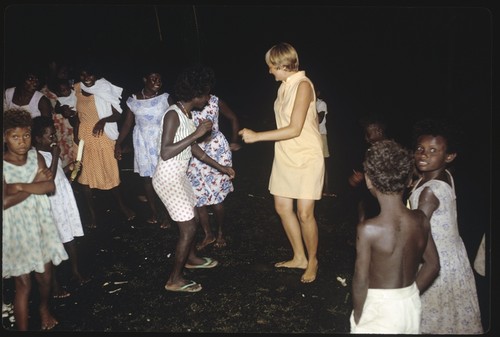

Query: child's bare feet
left=196, top=237, right=216, bottom=251
left=40, top=308, right=59, bottom=330
left=71, top=274, right=91, bottom=287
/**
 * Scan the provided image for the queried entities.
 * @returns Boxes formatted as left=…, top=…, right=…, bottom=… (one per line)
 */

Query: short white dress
left=39, top=150, right=84, bottom=243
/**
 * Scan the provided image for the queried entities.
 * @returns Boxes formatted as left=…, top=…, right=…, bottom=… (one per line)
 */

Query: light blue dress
left=126, top=93, right=170, bottom=177
left=3, top=149, right=68, bottom=278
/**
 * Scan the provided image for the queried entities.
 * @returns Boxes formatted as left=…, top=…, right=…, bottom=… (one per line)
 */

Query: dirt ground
left=2, top=144, right=490, bottom=334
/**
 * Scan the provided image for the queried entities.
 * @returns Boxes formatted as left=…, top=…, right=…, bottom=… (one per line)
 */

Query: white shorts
left=350, top=283, right=421, bottom=334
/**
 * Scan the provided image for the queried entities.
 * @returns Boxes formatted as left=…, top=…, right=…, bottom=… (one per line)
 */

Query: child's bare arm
left=3, top=153, right=56, bottom=209
left=416, top=228, right=440, bottom=294
left=417, top=187, right=439, bottom=218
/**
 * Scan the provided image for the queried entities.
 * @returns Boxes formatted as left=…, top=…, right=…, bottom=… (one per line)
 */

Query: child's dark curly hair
left=31, top=116, right=55, bottom=141
left=174, top=65, right=215, bottom=101
left=363, top=139, right=414, bottom=194
left=3, top=108, right=33, bottom=133
left=412, top=118, right=461, bottom=154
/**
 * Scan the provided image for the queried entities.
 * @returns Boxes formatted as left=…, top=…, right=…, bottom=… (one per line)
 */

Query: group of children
left=349, top=118, right=483, bottom=334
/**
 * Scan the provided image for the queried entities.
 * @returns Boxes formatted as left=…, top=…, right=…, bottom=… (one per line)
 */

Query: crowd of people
left=3, top=42, right=486, bottom=333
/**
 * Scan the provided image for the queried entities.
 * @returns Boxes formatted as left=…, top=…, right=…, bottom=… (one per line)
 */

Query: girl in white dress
left=32, top=116, right=89, bottom=298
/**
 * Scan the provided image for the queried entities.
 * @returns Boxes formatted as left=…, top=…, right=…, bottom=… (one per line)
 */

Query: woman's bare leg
left=273, top=196, right=308, bottom=269
left=297, top=199, right=319, bottom=283
left=111, top=186, right=135, bottom=220
left=81, top=184, right=96, bottom=228
left=195, top=206, right=215, bottom=250
left=166, top=218, right=205, bottom=288
left=212, top=202, right=227, bottom=248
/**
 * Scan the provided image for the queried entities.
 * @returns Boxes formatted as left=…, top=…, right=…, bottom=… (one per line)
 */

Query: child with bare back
left=350, top=139, right=440, bottom=334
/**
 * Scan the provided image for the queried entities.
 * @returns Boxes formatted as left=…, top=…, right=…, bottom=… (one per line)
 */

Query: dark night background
left=2, top=0, right=495, bottom=333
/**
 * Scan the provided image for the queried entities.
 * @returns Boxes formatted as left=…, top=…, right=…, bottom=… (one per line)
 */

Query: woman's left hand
left=92, top=120, right=106, bottom=137
left=223, top=166, right=236, bottom=179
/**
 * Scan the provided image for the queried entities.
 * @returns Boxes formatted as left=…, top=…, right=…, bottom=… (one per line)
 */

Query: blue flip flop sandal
left=185, top=257, right=219, bottom=269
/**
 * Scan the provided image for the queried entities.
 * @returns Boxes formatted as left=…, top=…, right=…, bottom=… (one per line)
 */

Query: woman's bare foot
left=40, top=308, right=59, bottom=330
left=160, top=220, right=172, bottom=229
left=196, top=237, right=216, bottom=251
left=123, top=208, right=136, bottom=221
left=300, top=259, right=318, bottom=283
left=214, top=236, right=227, bottom=248
left=274, top=258, right=307, bottom=269
left=52, top=288, right=71, bottom=299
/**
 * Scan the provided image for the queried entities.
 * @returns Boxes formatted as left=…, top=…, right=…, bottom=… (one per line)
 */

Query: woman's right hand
left=348, top=170, right=364, bottom=187
left=238, top=128, right=257, bottom=143
left=114, top=144, right=123, bottom=160
left=194, top=120, right=213, bottom=139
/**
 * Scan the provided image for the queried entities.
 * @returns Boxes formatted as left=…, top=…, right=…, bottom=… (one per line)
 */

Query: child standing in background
left=52, top=78, right=79, bottom=167
left=348, top=117, right=388, bottom=222
left=315, top=89, right=335, bottom=197
left=3, top=109, right=68, bottom=330
left=32, top=116, right=89, bottom=298
left=408, top=118, right=483, bottom=334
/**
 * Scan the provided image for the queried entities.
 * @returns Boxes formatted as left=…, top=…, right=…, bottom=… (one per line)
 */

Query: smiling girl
left=408, top=118, right=483, bottom=334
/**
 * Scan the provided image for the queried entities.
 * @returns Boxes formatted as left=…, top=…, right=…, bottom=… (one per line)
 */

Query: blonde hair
left=265, top=42, right=299, bottom=71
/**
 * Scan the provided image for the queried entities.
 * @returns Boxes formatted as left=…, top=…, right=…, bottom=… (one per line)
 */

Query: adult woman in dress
left=115, top=70, right=173, bottom=228
left=4, top=69, right=53, bottom=119
left=73, top=63, right=135, bottom=228
left=239, top=42, right=324, bottom=283
left=187, top=90, right=241, bottom=250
